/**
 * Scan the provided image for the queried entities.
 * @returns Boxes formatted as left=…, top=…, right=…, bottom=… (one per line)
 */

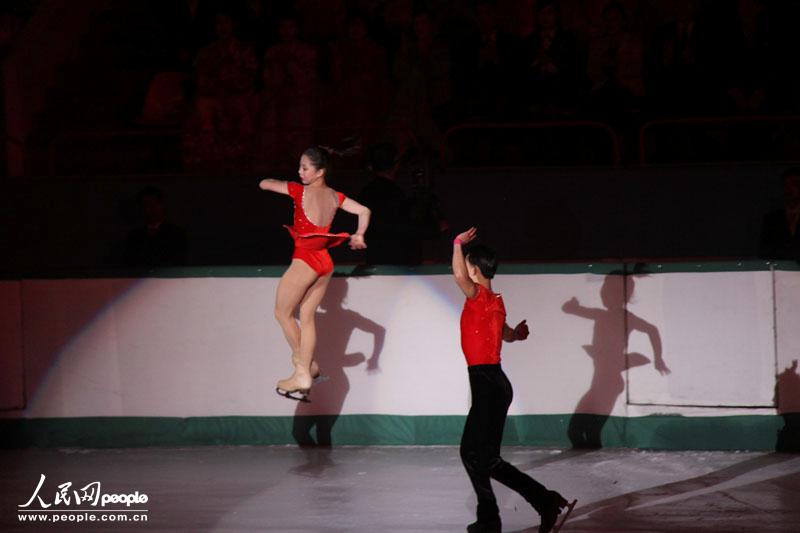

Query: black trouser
left=460, top=364, right=549, bottom=522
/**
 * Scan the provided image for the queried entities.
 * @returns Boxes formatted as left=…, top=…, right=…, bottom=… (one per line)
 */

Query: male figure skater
left=452, top=227, right=575, bottom=533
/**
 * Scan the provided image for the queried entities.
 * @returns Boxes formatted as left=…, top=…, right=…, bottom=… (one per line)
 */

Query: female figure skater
left=452, top=227, right=575, bottom=533
left=260, top=147, right=370, bottom=402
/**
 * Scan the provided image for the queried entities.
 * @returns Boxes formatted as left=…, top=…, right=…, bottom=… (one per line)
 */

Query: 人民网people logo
left=19, top=474, right=149, bottom=509
left=17, top=474, right=149, bottom=525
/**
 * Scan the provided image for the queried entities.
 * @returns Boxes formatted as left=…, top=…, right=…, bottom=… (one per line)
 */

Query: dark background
left=2, top=0, right=799, bottom=270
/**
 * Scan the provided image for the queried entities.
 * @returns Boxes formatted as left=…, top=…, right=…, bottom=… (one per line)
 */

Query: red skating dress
left=284, top=181, right=350, bottom=276
left=460, top=285, right=507, bottom=366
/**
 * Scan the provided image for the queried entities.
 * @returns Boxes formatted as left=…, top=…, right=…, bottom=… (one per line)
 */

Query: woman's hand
left=349, top=234, right=367, bottom=250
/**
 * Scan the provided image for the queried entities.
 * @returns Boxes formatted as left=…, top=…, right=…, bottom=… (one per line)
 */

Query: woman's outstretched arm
left=259, top=179, right=289, bottom=195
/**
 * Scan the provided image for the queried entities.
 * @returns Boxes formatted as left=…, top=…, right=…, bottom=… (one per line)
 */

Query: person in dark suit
left=357, top=143, right=411, bottom=265
left=759, top=168, right=800, bottom=261
left=644, top=0, right=705, bottom=114
left=124, top=186, right=188, bottom=267
left=520, top=0, right=586, bottom=116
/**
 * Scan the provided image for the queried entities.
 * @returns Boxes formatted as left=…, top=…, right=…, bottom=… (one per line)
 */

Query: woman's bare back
left=303, top=186, right=339, bottom=228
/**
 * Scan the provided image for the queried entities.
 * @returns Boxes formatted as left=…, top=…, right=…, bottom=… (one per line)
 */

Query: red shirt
left=460, top=284, right=506, bottom=366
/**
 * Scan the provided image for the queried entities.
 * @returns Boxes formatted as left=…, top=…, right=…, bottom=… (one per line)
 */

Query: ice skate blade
left=552, top=499, right=577, bottom=533
left=275, top=387, right=310, bottom=403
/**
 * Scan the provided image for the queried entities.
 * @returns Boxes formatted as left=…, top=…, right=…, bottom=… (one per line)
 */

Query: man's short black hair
left=367, top=142, right=397, bottom=173
left=466, top=244, right=498, bottom=279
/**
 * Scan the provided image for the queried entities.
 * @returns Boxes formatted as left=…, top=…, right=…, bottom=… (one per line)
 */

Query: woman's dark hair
left=304, top=141, right=362, bottom=173
left=302, top=146, right=331, bottom=171
left=466, top=244, right=498, bottom=279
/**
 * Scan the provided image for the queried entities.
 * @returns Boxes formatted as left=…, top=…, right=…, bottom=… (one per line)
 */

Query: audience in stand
left=391, top=11, right=452, bottom=151
left=520, top=0, right=586, bottom=117
left=585, top=2, right=643, bottom=118
left=182, top=11, right=258, bottom=174
left=20, top=0, right=800, bottom=176
left=329, top=14, right=390, bottom=138
left=694, top=0, right=770, bottom=115
left=13, top=0, right=800, bottom=269
left=165, top=0, right=793, bottom=172
left=257, top=14, right=318, bottom=170
left=644, top=0, right=703, bottom=114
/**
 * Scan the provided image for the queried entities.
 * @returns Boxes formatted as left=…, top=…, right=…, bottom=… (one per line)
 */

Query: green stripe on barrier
left=4, top=259, right=795, bottom=280
left=0, top=414, right=788, bottom=451
left=770, top=260, right=800, bottom=272
left=629, top=260, right=777, bottom=274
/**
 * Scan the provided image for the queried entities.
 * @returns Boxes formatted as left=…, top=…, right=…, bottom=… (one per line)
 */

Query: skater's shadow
left=550, top=453, right=798, bottom=532
left=506, top=452, right=800, bottom=533
left=776, top=359, right=800, bottom=452
left=515, top=448, right=597, bottom=471
left=289, top=446, right=339, bottom=478
left=291, top=277, right=385, bottom=450
left=562, top=270, right=669, bottom=449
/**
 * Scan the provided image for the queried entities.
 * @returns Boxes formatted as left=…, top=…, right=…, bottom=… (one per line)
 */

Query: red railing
left=47, top=127, right=182, bottom=176
left=46, top=123, right=418, bottom=175
left=441, top=121, right=622, bottom=168
left=639, top=115, right=800, bottom=165
left=39, top=115, right=800, bottom=176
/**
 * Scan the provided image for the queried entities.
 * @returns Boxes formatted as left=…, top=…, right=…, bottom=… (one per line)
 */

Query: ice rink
left=2, top=446, right=799, bottom=532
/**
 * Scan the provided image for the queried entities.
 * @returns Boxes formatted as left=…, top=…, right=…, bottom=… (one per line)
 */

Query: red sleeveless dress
left=284, top=181, right=350, bottom=276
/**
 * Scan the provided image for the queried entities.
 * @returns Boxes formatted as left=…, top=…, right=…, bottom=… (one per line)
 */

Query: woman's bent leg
left=297, top=272, right=333, bottom=378
left=274, top=259, right=319, bottom=391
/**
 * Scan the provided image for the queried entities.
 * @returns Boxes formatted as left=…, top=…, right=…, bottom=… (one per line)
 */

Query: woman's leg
left=274, top=259, right=319, bottom=390
left=297, top=272, right=333, bottom=379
